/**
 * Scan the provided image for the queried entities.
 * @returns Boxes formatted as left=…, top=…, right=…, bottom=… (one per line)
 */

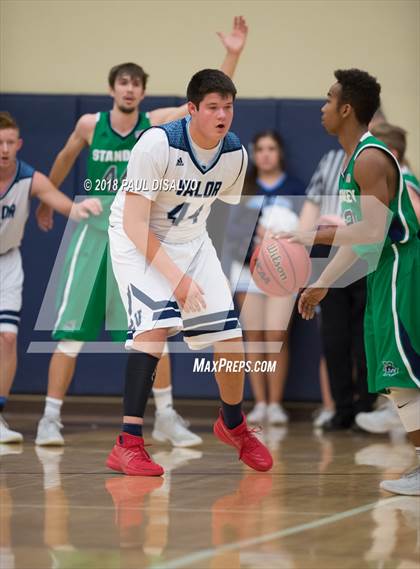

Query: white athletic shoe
left=0, top=415, right=23, bottom=443
left=267, top=403, right=289, bottom=425
left=247, top=402, right=268, bottom=424
left=313, top=407, right=335, bottom=428
left=35, top=416, right=64, bottom=446
left=152, top=409, right=203, bottom=448
left=355, top=405, right=402, bottom=434
left=380, top=466, right=420, bottom=496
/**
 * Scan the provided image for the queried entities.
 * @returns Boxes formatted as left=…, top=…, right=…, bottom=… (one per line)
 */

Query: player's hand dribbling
left=72, top=198, right=103, bottom=220
left=298, top=286, right=328, bottom=320
left=36, top=203, right=54, bottom=232
left=217, top=16, right=248, bottom=54
left=174, top=275, right=206, bottom=313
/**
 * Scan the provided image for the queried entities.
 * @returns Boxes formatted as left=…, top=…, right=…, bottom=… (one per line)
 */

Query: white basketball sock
left=153, top=386, right=173, bottom=414
left=44, top=397, right=63, bottom=421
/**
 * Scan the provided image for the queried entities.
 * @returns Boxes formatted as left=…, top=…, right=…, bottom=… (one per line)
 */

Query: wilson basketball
left=250, top=237, right=311, bottom=296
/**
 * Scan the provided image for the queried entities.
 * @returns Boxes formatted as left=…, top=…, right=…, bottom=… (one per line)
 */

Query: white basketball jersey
left=0, top=160, right=34, bottom=254
left=110, top=118, right=247, bottom=243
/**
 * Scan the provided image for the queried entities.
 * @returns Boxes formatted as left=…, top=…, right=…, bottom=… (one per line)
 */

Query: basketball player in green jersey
left=286, top=69, right=419, bottom=495
left=35, top=16, right=248, bottom=447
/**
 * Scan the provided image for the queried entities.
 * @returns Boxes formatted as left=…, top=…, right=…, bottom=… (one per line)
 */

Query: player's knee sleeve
left=123, top=351, right=159, bottom=418
left=388, top=388, right=420, bottom=432
left=56, top=341, right=84, bottom=358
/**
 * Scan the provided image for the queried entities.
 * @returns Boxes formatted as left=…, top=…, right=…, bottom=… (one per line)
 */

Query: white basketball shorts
left=0, top=248, right=23, bottom=333
left=109, top=226, right=242, bottom=350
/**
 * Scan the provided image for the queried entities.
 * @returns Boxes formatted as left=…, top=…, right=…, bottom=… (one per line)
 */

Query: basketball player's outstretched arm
left=35, top=114, right=96, bottom=230
left=149, top=16, right=248, bottom=126
left=284, top=150, right=391, bottom=247
left=31, top=171, right=102, bottom=221
left=298, top=150, right=393, bottom=319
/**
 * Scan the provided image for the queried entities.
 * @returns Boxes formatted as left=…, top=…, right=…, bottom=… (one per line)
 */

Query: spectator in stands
left=226, top=130, right=305, bottom=424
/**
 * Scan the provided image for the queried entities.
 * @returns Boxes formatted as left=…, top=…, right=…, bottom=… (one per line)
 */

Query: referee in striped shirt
left=299, top=148, right=376, bottom=430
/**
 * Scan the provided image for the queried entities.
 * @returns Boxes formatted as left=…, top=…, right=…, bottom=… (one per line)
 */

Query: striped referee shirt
left=306, top=149, right=345, bottom=216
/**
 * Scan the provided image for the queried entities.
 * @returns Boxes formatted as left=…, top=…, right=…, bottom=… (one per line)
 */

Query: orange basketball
left=250, top=237, right=311, bottom=296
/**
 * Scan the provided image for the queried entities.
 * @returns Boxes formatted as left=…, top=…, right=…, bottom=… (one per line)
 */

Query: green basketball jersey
left=86, top=110, right=151, bottom=230
left=339, top=132, right=419, bottom=264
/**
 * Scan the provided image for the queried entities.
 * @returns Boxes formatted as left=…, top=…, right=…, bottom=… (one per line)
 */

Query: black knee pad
left=123, top=351, right=159, bottom=418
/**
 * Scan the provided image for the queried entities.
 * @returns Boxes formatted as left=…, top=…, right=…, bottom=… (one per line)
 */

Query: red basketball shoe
left=105, top=476, right=163, bottom=529
left=106, top=433, right=164, bottom=476
left=213, top=411, right=273, bottom=472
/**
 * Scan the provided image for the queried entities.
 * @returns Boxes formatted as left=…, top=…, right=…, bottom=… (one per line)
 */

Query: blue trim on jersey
left=157, top=120, right=188, bottom=152
left=185, top=121, right=223, bottom=173
left=157, top=118, right=242, bottom=175
left=181, top=118, right=242, bottom=175
left=183, top=319, right=240, bottom=337
left=0, top=160, right=35, bottom=201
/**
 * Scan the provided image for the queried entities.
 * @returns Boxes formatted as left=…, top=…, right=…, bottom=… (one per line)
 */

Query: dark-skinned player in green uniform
left=284, top=69, right=419, bottom=496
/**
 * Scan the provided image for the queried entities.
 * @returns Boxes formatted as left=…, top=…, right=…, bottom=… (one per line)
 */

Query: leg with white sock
left=36, top=342, right=82, bottom=446
left=0, top=332, right=22, bottom=443
left=152, top=345, right=202, bottom=447
left=379, top=388, right=420, bottom=496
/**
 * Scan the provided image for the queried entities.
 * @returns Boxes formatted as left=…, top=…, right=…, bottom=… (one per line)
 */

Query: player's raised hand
left=298, top=286, right=328, bottom=320
left=36, top=203, right=54, bottom=232
left=174, top=275, right=206, bottom=313
left=72, top=198, right=103, bottom=220
left=217, top=16, right=248, bottom=55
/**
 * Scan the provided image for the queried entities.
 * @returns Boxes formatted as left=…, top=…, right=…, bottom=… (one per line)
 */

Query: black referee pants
left=320, top=277, right=376, bottom=419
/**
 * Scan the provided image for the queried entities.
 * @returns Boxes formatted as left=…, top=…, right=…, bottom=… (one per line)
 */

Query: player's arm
left=123, top=193, right=204, bottom=313
left=298, top=200, right=320, bottom=231
left=36, top=114, right=96, bottom=230
left=31, top=171, right=102, bottom=223
left=121, top=132, right=205, bottom=312
left=148, top=16, right=248, bottom=126
left=285, top=150, right=391, bottom=247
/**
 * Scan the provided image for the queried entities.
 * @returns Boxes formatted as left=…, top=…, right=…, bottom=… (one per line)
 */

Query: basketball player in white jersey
left=35, top=17, right=248, bottom=448
left=107, top=69, right=273, bottom=476
left=0, top=112, right=101, bottom=443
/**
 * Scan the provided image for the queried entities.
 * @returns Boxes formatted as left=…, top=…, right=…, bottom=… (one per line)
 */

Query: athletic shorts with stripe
left=53, top=222, right=127, bottom=342
left=364, top=238, right=420, bottom=393
left=0, top=248, right=23, bottom=333
left=109, top=225, right=242, bottom=350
